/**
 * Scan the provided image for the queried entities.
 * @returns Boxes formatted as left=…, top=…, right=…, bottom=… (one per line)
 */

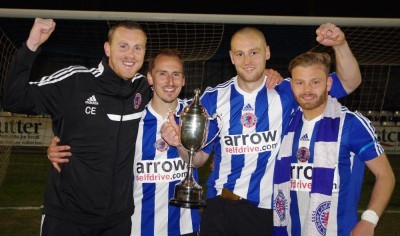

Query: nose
left=243, top=54, right=251, bottom=64
left=166, top=74, right=174, bottom=86
left=304, top=83, right=313, bottom=93
left=126, top=48, right=136, bottom=58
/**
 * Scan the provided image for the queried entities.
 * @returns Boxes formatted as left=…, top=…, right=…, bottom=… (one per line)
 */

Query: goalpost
left=0, top=8, right=400, bottom=207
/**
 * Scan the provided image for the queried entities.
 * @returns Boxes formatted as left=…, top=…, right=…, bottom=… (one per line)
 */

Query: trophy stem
left=169, top=149, right=206, bottom=208
left=187, top=150, right=195, bottom=181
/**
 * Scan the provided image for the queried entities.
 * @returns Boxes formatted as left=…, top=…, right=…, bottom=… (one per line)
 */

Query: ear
left=229, top=50, right=235, bottom=64
left=182, top=76, right=186, bottom=86
left=104, top=42, right=110, bottom=57
left=327, top=76, right=333, bottom=92
left=265, top=46, right=271, bottom=60
left=265, top=45, right=271, bottom=60
left=147, top=72, right=153, bottom=85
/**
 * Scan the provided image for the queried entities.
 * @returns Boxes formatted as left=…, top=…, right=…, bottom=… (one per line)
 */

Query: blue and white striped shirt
left=132, top=99, right=200, bottom=236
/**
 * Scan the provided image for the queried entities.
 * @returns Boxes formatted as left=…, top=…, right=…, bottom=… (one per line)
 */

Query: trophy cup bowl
left=169, top=88, right=213, bottom=208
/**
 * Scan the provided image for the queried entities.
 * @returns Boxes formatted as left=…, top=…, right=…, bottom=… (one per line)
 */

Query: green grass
left=0, top=151, right=399, bottom=235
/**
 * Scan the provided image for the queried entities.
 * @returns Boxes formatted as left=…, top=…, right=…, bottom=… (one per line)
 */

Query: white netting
left=312, top=26, right=400, bottom=65
left=339, top=65, right=391, bottom=112
left=0, top=28, right=16, bottom=186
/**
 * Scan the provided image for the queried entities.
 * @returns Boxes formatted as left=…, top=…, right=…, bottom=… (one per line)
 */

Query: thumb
left=50, top=136, right=60, bottom=146
left=168, top=112, right=179, bottom=130
left=52, top=162, right=61, bottom=172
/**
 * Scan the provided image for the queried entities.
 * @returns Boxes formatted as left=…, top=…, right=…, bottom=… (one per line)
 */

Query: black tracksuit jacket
left=1, top=44, right=152, bottom=226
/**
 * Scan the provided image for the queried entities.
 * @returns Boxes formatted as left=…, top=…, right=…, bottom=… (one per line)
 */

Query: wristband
left=361, top=210, right=379, bottom=226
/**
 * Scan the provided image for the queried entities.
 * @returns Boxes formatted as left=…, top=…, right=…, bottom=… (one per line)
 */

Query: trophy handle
left=164, top=108, right=222, bottom=151
left=201, top=113, right=223, bottom=149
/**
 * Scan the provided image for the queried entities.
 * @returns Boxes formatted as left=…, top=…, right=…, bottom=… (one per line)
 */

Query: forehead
left=154, top=55, right=183, bottom=70
left=231, top=31, right=266, bottom=51
left=292, top=65, right=328, bottom=79
left=112, top=27, right=146, bottom=43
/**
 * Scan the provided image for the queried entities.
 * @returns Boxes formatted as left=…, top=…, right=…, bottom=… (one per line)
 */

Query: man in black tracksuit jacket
left=1, top=18, right=152, bottom=235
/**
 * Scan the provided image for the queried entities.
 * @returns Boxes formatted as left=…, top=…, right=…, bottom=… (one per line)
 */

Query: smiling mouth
left=123, top=61, right=134, bottom=67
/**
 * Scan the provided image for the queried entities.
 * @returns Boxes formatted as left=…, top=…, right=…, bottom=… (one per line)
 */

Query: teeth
left=124, top=62, right=134, bottom=66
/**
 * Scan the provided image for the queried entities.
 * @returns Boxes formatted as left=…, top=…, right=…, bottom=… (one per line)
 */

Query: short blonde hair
left=289, top=51, right=331, bottom=75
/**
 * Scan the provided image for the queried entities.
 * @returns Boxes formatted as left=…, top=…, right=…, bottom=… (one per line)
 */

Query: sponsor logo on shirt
left=223, top=130, right=278, bottom=154
left=242, top=103, right=254, bottom=112
left=290, top=163, right=339, bottom=192
left=134, top=158, right=188, bottom=183
left=85, top=95, right=98, bottom=115
left=85, top=95, right=99, bottom=105
left=300, top=133, right=309, bottom=141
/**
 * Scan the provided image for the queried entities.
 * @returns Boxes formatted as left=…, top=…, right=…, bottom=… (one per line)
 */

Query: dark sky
left=1, top=0, right=399, bottom=18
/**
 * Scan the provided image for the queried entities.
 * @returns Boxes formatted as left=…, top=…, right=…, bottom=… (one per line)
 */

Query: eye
left=159, top=71, right=168, bottom=77
left=120, top=44, right=128, bottom=50
left=172, top=72, right=183, bottom=79
left=295, top=81, right=303, bottom=85
left=235, top=52, right=244, bottom=57
left=134, top=45, right=143, bottom=51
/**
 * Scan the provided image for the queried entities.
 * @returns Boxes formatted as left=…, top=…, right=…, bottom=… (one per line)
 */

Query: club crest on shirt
left=134, top=93, right=142, bottom=109
left=240, top=112, right=257, bottom=128
left=312, top=201, right=330, bottom=235
left=274, top=189, right=288, bottom=222
left=296, top=147, right=310, bottom=162
left=155, top=138, right=169, bottom=152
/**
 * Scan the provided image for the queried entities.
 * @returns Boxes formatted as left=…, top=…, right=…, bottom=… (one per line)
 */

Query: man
left=273, top=51, right=395, bottom=236
left=1, top=18, right=152, bottom=235
left=161, top=23, right=362, bottom=235
left=131, top=48, right=200, bottom=235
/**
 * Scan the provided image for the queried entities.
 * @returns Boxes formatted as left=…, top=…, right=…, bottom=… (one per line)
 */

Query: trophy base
left=169, top=198, right=206, bottom=208
left=169, top=179, right=206, bottom=208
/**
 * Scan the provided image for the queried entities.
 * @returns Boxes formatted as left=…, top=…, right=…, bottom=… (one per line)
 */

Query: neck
left=237, top=76, right=265, bottom=93
left=303, top=105, right=326, bottom=121
left=150, top=98, right=178, bottom=117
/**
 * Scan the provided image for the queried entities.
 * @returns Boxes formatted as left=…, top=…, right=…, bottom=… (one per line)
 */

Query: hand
left=210, top=159, right=215, bottom=171
left=160, top=112, right=181, bottom=147
left=265, top=68, right=283, bottom=89
left=26, top=18, right=56, bottom=52
left=350, top=220, right=375, bottom=236
left=316, top=22, right=346, bottom=48
left=47, top=136, right=71, bottom=172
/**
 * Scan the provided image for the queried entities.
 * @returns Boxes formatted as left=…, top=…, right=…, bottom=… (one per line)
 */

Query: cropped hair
left=288, top=51, right=331, bottom=75
left=148, top=48, right=185, bottom=73
left=107, top=21, right=147, bottom=43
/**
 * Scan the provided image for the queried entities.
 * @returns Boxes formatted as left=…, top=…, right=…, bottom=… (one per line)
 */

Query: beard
left=295, top=92, right=328, bottom=111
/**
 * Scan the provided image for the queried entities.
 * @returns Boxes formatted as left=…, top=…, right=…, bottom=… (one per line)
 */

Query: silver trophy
left=169, top=88, right=221, bottom=208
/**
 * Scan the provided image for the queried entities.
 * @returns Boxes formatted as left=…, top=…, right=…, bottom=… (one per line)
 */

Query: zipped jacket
left=2, top=44, right=152, bottom=225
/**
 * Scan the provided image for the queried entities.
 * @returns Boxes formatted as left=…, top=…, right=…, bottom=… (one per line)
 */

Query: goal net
left=0, top=28, right=16, bottom=187
left=0, top=10, right=399, bottom=225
